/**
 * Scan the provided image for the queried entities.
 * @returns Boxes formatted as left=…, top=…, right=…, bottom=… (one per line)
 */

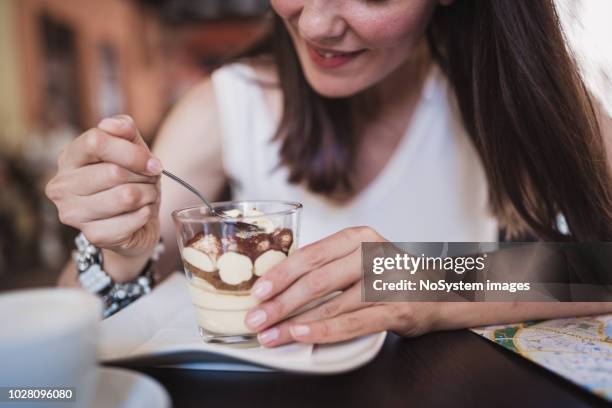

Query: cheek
left=350, top=2, right=435, bottom=49
left=270, top=0, right=301, bottom=20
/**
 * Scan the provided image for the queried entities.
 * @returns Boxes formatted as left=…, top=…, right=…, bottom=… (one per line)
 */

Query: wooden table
left=129, top=330, right=608, bottom=408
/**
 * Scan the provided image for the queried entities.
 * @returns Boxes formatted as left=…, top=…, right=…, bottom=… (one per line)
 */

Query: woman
left=46, top=0, right=612, bottom=346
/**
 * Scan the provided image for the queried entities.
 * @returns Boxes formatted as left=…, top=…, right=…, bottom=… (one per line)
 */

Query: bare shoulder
left=157, top=57, right=279, bottom=130
left=153, top=56, right=281, bottom=157
left=153, top=76, right=221, bottom=153
left=164, top=76, right=220, bottom=125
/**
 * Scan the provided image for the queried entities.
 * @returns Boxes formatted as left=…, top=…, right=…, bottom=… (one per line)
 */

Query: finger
left=67, top=163, right=158, bottom=196
left=257, top=284, right=367, bottom=347
left=252, top=227, right=380, bottom=302
left=74, top=183, right=159, bottom=222
left=80, top=204, right=155, bottom=248
left=288, top=306, right=392, bottom=345
left=292, top=284, right=365, bottom=324
left=59, top=183, right=159, bottom=227
left=63, top=129, right=161, bottom=175
left=97, top=115, right=148, bottom=148
left=246, top=249, right=361, bottom=331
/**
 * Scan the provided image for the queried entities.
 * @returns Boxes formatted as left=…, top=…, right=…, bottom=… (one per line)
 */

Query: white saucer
left=91, top=367, right=170, bottom=408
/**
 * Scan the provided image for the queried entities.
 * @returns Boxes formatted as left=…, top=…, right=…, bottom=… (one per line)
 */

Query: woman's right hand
left=46, top=115, right=163, bottom=261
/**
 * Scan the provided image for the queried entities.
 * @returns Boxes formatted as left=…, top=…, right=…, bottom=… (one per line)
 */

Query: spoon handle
left=161, top=170, right=215, bottom=213
left=161, top=170, right=261, bottom=232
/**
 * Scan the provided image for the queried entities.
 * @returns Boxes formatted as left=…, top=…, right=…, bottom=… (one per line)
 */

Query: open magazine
left=98, top=273, right=386, bottom=374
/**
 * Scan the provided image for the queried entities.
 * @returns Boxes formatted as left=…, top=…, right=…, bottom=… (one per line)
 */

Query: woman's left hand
left=244, top=226, right=440, bottom=347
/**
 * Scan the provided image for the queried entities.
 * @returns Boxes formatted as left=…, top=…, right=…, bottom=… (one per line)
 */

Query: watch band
left=74, top=233, right=163, bottom=318
left=75, top=233, right=112, bottom=294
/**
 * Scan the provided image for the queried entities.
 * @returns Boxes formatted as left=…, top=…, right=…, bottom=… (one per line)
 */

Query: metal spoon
left=162, top=169, right=261, bottom=232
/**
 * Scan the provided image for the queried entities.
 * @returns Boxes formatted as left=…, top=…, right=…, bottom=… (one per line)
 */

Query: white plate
left=99, top=273, right=387, bottom=374
left=91, top=367, right=170, bottom=408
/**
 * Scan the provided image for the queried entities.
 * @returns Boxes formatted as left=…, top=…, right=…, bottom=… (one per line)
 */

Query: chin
left=302, top=70, right=367, bottom=98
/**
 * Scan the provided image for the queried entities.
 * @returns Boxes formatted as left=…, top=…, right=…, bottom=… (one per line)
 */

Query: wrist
left=431, top=303, right=485, bottom=332
left=425, top=302, right=448, bottom=333
left=74, top=233, right=163, bottom=318
left=103, top=249, right=152, bottom=283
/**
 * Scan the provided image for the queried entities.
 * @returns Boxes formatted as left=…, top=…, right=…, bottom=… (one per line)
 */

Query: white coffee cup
left=0, top=288, right=101, bottom=408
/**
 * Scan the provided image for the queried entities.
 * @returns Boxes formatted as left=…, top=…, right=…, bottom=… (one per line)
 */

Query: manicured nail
left=146, top=158, right=162, bottom=175
left=246, top=310, right=267, bottom=329
left=258, top=327, right=279, bottom=345
left=290, top=324, right=310, bottom=338
left=251, top=280, right=272, bottom=300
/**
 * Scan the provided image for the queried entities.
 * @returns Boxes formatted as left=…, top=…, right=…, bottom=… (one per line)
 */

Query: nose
left=298, top=0, right=347, bottom=44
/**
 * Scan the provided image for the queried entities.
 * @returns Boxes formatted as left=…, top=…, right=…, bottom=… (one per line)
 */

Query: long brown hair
left=237, top=1, right=612, bottom=241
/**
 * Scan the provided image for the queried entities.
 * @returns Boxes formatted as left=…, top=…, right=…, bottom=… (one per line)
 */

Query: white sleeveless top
left=211, top=63, right=498, bottom=245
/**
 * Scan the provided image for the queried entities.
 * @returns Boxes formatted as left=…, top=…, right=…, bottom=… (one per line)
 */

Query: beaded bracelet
left=74, top=233, right=164, bottom=318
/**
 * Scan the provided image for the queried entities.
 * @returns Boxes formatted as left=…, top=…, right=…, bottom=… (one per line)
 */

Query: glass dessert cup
left=172, top=201, right=302, bottom=344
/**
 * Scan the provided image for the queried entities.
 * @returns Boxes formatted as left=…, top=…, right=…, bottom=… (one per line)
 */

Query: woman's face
left=271, top=0, right=447, bottom=98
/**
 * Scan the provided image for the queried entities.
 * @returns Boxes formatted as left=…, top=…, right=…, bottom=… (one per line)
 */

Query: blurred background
left=0, top=0, right=271, bottom=288
left=0, top=0, right=610, bottom=290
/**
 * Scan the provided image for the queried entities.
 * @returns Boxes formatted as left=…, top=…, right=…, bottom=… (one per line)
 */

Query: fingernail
left=99, top=117, right=125, bottom=130
left=290, top=324, right=310, bottom=338
left=251, top=280, right=272, bottom=300
left=258, top=327, right=279, bottom=345
left=246, top=310, right=267, bottom=329
left=146, top=158, right=162, bottom=175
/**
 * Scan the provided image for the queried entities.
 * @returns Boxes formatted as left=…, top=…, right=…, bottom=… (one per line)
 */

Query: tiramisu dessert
left=180, top=208, right=297, bottom=338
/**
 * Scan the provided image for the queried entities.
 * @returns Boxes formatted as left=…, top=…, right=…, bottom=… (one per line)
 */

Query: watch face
left=79, top=264, right=112, bottom=294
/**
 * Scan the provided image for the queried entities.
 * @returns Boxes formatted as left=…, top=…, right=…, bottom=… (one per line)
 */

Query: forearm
left=435, top=302, right=612, bottom=331
left=57, top=261, right=79, bottom=287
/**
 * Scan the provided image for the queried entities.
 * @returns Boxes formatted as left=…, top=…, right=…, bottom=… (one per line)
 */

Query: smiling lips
left=306, top=43, right=366, bottom=69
